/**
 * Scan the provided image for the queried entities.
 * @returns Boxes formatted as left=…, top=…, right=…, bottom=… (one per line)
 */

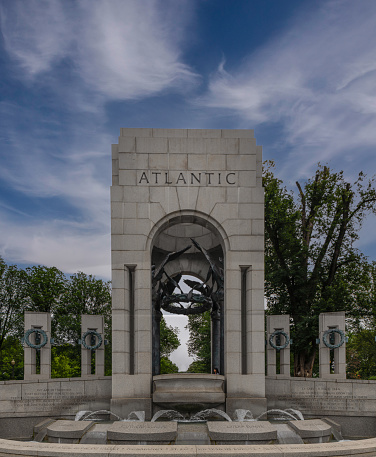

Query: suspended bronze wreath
left=152, top=239, right=224, bottom=316
left=161, top=294, right=212, bottom=315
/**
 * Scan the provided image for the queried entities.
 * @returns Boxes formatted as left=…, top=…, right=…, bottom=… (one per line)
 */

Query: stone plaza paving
left=2, top=418, right=376, bottom=456
left=2, top=438, right=376, bottom=457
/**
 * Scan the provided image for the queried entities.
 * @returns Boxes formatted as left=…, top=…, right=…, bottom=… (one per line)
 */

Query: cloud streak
left=0, top=214, right=111, bottom=278
left=201, top=0, right=376, bottom=179
left=0, top=0, right=198, bottom=101
left=0, top=0, right=199, bottom=277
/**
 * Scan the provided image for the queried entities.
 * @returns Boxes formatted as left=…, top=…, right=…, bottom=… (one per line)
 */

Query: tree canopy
left=159, top=316, right=180, bottom=373
left=25, top=265, right=66, bottom=313
left=0, top=258, right=112, bottom=379
left=186, top=310, right=211, bottom=373
left=264, top=162, right=376, bottom=376
left=0, top=259, right=27, bottom=350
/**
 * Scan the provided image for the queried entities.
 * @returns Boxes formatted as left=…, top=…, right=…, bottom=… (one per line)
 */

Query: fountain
left=24, top=408, right=345, bottom=448
left=82, top=407, right=302, bottom=425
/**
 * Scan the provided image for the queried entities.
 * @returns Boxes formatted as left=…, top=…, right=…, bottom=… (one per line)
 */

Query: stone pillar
left=81, top=315, right=105, bottom=377
left=24, top=312, right=51, bottom=380
left=266, top=315, right=290, bottom=377
left=319, top=312, right=346, bottom=379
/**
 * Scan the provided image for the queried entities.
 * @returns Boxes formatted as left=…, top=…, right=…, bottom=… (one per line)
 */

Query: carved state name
left=138, top=171, right=236, bottom=185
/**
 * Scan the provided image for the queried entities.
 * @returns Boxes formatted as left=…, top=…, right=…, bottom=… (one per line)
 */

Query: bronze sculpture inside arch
left=152, top=239, right=224, bottom=375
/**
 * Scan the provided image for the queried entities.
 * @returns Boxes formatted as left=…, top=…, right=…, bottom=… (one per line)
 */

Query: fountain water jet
left=233, top=409, right=254, bottom=421
left=284, top=408, right=304, bottom=421
left=191, top=408, right=232, bottom=422
left=256, top=409, right=303, bottom=421
left=151, top=410, right=185, bottom=422
left=125, top=411, right=145, bottom=421
left=74, top=411, right=91, bottom=421
left=77, top=410, right=123, bottom=421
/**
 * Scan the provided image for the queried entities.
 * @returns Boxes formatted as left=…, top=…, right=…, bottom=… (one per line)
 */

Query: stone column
left=211, top=307, right=221, bottom=373
left=134, top=266, right=152, bottom=377
left=81, top=314, right=105, bottom=377
left=112, top=265, right=133, bottom=376
left=152, top=304, right=162, bottom=376
left=111, top=261, right=152, bottom=420
left=266, top=314, right=290, bottom=377
left=246, top=267, right=265, bottom=376
left=225, top=250, right=266, bottom=418
left=319, top=312, right=346, bottom=379
left=24, top=312, right=51, bottom=380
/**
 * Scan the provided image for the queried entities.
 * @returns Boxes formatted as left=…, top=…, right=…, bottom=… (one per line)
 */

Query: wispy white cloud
left=0, top=0, right=73, bottom=75
left=77, top=0, right=198, bottom=99
left=0, top=0, right=198, bottom=102
left=201, top=0, right=376, bottom=179
left=0, top=214, right=111, bottom=278
left=0, top=100, right=110, bottom=219
left=0, top=97, right=111, bottom=275
left=0, top=0, right=199, bottom=275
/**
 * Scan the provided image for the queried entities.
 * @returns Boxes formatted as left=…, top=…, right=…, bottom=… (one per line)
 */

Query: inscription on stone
left=20, top=387, right=86, bottom=400
left=137, top=170, right=237, bottom=185
left=270, top=395, right=362, bottom=412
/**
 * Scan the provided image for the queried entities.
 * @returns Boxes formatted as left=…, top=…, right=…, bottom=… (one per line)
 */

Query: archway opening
left=151, top=219, right=224, bottom=376
left=163, top=274, right=212, bottom=373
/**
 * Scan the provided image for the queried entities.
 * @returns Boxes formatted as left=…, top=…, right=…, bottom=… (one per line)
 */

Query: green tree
left=0, top=258, right=28, bottom=351
left=346, top=329, right=376, bottom=379
left=345, top=261, right=376, bottom=379
left=160, top=357, right=179, bottom=374
left=264, top=162, right=376, bottom=377
left=54, top=272, right=111, bottom=343
left=0, top=336, right=24, bottom=380
left=25, top=265, right=66, bottom=313
left=1, top=258, right=113, bottom=379
left=54, top=272, right=112, bottom=376
left=186, top=310, right=211, bottom=373
left=160, top=317, right=180, bottom=374
left=51, top=345, right=81, bottom=378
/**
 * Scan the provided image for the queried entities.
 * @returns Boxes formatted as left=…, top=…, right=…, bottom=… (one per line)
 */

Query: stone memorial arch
left=110, top=128, right=265, bottom=419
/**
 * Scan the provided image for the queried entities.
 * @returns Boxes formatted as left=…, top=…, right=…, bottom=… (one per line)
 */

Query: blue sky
left=1, top=0, right=376, bottom=281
